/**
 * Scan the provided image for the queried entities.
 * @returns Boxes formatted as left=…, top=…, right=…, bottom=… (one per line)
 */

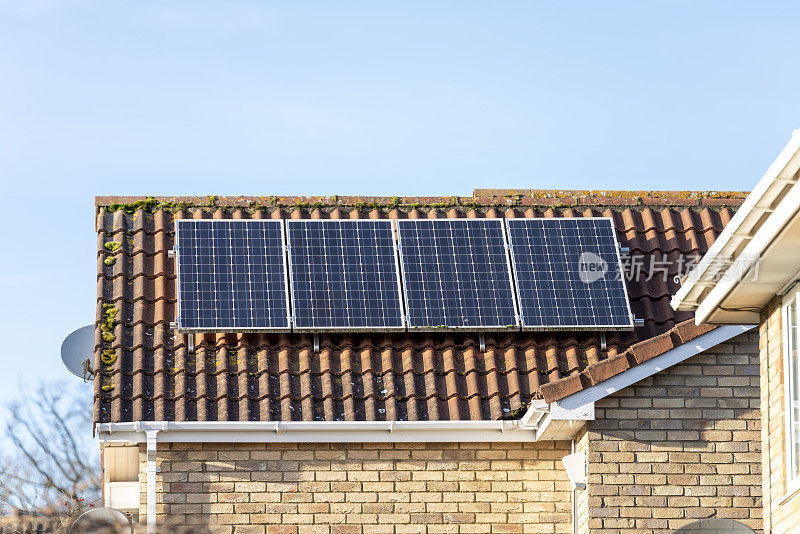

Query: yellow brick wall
left=584, top=332, right=762, bottom=533
left=573, top=426, right=589, bottom=534
left=141, top=441, right=573, bottom=534
left=761, top=299, right=800, bottom=534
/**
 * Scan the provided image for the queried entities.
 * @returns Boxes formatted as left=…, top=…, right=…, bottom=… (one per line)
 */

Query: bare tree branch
left=0, top=379, right=99, bottom=517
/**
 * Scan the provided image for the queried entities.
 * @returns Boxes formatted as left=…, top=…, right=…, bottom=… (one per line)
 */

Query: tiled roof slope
left=93, top=191, right=746, bottom=424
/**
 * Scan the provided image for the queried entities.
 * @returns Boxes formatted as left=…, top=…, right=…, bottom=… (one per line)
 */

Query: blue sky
left=1, top=1, right=799, bottom=419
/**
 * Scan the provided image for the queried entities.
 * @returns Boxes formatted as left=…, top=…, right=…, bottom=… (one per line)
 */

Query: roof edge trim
left=94, top=191, right=749, bottom=212
left=554, top=324, right=754, bottom=411
left=95, top=418, right=557, bottom=443
left=672, top=129, right=800, bottom=318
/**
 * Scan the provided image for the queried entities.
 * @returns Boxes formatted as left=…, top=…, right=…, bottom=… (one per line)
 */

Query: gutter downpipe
left=146, top=429, right=158, bottom=534
left=571, top=440, right=577, bottom=534
left=125, top=421, right=166, bottom=534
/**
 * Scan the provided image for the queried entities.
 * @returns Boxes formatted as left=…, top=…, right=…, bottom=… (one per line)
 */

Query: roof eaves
left=539, top=319, right=719, bottom=403
left=671, top=129, right=800, bottom=321
left=549, top=323, right=755, bottom=409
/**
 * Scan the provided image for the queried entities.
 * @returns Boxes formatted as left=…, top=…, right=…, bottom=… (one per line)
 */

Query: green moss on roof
left=95, top=190, right=749, bottom=215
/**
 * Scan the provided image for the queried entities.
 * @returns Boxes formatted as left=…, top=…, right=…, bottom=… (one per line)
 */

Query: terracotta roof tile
left=93, top=191, right=746, bottom=424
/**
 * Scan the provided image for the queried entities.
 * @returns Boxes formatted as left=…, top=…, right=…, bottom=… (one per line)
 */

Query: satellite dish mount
left=61, top=324, right=96, bottom=382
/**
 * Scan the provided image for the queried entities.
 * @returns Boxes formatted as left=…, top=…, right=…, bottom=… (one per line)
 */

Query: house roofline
left=96, top=418, right=548, bottom=444
left=554, top=324, right=754, bottom=411
left=94, top=324, right=749, bottom=440
left=671, top=129, right=800, bottom=322
left=539, top=318, right=730, bottom=402
left=95, top=402, right=598, bottom=443
left=93, top=190, right=748, bottom=212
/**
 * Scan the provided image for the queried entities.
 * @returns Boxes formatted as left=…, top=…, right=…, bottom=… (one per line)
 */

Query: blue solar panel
left=396, top=219, right=519, bottom=330
left=286, top=220, right=404, bottom=330
left=506, top=218, right=633, bottom=330
left=175, top=220, right=290, bottom=331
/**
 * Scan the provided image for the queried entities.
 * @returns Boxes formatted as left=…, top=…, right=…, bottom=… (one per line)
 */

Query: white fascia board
left=97, top=420, right=545, bottom=444
left=672, top=129, right=800, bottom=312
left=693, top=181, right=800, bottom=324
left=534, top=412, right=553, bottom=441
left=556, top=324, right=754, bottom=411
left=99, top=428, right=540, bottom=444
left=550, top=400, right=594, bottom=421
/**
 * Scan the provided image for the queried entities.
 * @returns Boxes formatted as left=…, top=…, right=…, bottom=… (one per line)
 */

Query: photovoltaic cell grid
left=506, top=218, right=633, bottom=330
left=287, top=220, right=404, bottom=330
left=396, top=219, right=518, bottom=329
left=176, top=220, right=290, bottom=331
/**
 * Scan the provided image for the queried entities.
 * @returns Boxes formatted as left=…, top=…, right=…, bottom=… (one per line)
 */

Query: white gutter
left=672, top=129, right=800, bottom=319
left=97, top=413, right=555, bottom=444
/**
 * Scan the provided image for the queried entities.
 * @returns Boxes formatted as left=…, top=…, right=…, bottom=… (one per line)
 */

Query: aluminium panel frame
left=504, top=216, right=635, bottom=332
left=285, top=218, right=406, bottom=333
left=395, top=218, right=521, bottom=332
left=173, top=218, right=293, bottom=333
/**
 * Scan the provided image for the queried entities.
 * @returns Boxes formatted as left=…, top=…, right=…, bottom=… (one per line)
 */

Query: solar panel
left=396, top=219, right=519, bottom=330
left=175, top=219, right=291, bottom=331
left=286, top=220, right=404, bottom=330
left=505, top=217, right=634, bottom=330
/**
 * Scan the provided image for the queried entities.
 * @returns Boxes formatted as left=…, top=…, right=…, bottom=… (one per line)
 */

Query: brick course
left=580, top=332, right=762, bottom=534
left=142, top=441, right=573, bottom=534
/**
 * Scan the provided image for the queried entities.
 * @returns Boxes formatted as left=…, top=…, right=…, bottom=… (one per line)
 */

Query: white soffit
left=671, top=129, right=800, bottom=324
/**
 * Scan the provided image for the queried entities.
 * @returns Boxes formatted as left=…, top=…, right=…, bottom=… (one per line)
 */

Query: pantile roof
left=93, top=190, right=745, bottom=425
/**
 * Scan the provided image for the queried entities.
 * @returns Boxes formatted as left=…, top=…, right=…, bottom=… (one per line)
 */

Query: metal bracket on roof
left=313, top=334, right=320, bottom=354
left=479, top=333, right=486, bottom=353
left=81, top=359, right=96, bottom=382
left=634, top=318, right=645, bottom=328
left=167, top=249, right=175, bottom=258
left=187, top=334, right=195, bottom=354
left=600, top=333, right=607, bottom=352
left=618, top=246, right=630, bottom=255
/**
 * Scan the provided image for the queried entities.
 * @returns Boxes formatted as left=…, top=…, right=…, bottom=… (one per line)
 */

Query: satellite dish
left=671, top=519, right=755, bottom=534
left=69, top=507, right=132, bottom=533
left=61, top=324, right=96, bottom=380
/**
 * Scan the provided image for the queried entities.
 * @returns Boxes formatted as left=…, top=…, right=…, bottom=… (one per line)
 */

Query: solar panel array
left=396, top=219, right=518, bottom=329
left=287, top=220, right=404, bottom=330
left=506, top=218, right=633, bottom=329
left=174, top=217, right=634, bottom=332
left=175, top=220, right=290, bottom=331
